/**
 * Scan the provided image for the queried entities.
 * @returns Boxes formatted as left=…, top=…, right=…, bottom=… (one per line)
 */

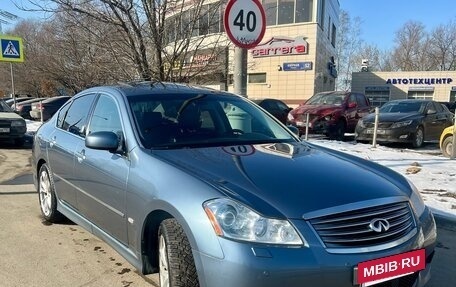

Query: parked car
left=439, top=101, right=456, bottom=113
left=287, top=91, right=371, bottom=140
left=13, top=98, right=43, bottom=119
left=32, top=82, right=436, bottom=287
left=29, top=96, right=71, bottom=121
left=4, top=96, right=36, bottom=107
left=440, top=126, right=455, bottom=157
left=355, top=99, right=454, bottom=148
left=251, top=98, right=292, bottom=125
left=0, top=99, right=27, bottom=146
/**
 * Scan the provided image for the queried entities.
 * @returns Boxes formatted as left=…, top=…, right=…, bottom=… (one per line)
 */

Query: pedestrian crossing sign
left=0, top=36, right=24, bottom=63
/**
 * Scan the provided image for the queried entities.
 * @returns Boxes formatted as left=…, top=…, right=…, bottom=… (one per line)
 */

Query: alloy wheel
left=159, top=234, right=170, bottom=287
left=39, top=169, right=52, bottom=217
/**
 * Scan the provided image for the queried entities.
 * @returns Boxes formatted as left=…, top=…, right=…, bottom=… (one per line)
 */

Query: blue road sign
left=0, top=36, right=24, bottom=63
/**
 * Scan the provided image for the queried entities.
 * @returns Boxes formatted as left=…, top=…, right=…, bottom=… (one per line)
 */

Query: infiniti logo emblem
left=369, top=218, right=390, bottom=233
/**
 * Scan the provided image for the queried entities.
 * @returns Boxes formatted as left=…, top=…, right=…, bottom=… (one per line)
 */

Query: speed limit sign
left=224, top=0, right=266, bottom=49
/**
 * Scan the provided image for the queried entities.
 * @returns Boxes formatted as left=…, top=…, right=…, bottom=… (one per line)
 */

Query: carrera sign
left=251, top=37, right=309, bottom=58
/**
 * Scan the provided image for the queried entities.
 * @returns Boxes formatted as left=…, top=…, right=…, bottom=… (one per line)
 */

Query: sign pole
left=10, top=62, right=16, bottom=107
left=234, top=47, right=247, bottom=96
left=224, top=0, right=265, bottom=97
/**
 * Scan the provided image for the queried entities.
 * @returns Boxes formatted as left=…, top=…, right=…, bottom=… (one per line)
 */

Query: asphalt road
left=0, top=142, right=454, bottom=287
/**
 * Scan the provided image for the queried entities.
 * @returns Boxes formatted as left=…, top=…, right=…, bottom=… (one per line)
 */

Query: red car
left=288, top=91, right=371, bottom=140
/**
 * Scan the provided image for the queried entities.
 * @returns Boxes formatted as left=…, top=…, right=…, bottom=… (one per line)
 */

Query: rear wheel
left=412, top=126, right=424, bottom=148
left=441, top=136, right=454, bottom=157
left=158, top=219, right=199, bottom=287
left=38, top=164, right=64, bottom=223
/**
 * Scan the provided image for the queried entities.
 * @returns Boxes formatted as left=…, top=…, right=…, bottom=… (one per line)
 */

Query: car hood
left=363, top=112, right=422, bottom=123
left=0, top=112, right=24, bottom=120
left=152, top=142, right=410, bottom=219
left=292, top=104, right=342, bottom=116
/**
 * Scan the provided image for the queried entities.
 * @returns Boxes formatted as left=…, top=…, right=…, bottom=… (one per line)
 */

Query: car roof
left=80, top=82, right=236, bottom=98
left=40, top=96, right=72, bottom=103
left=17, top=98, right=43, bottom=105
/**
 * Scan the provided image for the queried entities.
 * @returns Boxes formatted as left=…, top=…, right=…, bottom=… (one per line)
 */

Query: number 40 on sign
left=224, top=0, right=266, bottom=49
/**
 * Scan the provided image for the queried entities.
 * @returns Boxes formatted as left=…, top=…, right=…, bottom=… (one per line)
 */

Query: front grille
left=363, top=122, right=393, bottom=128
left=310, top=202, right=415, bottom=249
left=0, top=120, right=11, bottom=128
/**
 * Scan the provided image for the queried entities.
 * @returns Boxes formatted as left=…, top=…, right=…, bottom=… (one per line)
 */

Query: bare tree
left=335, top=10, right=363, bottom=91
left=23, top=0, right=229, bottom=87
left=392, top=21, right=432, bottom=71
left=428, top=21, right=456, bottom=71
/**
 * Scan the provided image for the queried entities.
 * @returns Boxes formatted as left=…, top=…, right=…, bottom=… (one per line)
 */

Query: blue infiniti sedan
left=32, top=82, right=436, bottom=287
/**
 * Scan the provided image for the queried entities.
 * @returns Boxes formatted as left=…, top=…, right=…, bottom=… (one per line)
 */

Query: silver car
left=32, top=82, right=436, bottom=287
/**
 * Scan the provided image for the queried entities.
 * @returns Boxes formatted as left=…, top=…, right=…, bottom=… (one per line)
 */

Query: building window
left=278, top=0, right=294, bottom=25
left=319, top=0, right=325, bottom=28
left=263, top=0, right=313, bottom=26
left=296, top=0, right=313, bottom=23
left=407, top=91, right=434, bottom=100
left=264, top=0, right=278, bottom=26
left=450, top=91, right=456, bottom=102
left=165, top=3, right=222, bottom=44
left=331, top=23, right=337, bottom=47
left=248, top=73, right=267, bottom=83
left=365, top=90, right=390, bottom=107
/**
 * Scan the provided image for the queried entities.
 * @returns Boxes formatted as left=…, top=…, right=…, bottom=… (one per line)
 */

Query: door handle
left=76, top=149, right=86, bottom=163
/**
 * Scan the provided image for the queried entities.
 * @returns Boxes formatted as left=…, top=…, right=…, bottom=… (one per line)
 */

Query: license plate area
left=354, top=249, right=425, bottom=286
left=0, top=127, right=10, bottom=133
left=366, top=129, right=385, bottom=134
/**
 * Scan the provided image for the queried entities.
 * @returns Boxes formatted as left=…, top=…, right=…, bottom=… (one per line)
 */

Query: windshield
left=379, top=101, right=425, bottom=113
left=306, top=92, right=345, bottom=106
left=129, top=93, right=296, bottom=149
left=0, top=100, right=13, bottom=112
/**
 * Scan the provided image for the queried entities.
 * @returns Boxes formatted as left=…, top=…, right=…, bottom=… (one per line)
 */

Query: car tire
left=412, top=126, right=424, bottom=148
left=38, top=163, right=64, bottom=223
left=329, top=121, right=346, bottom=141
left=158, top=218, right=199, bottom=287
left=441, top=136, right=454, bottom=157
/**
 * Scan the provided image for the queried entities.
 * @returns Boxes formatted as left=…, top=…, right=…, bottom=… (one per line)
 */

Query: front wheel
left=412, top=126, right=424, bottom=148
left=441, top=136, right=454, bottom=157
left=38, top=164, right=64, bottom=223
left=158, top=219, right=199, bottom=287
left=329, top=121, right=346, bottom=141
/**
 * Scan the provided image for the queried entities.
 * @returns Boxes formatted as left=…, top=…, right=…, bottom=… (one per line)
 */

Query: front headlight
left=391, top=120, right=413, bottom=128
left=287, top=113, right=295, bottom=121
left=204, top=198, right=305, bottom=246
left=324, top=115, right=332, bottom=121
left=407, top=179, right=426, bottom=216
left=11, top=120, right=26, bottom=127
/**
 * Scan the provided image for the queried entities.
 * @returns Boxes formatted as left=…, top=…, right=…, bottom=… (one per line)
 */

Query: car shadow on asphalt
left=0, top=134, right=34, bottom=150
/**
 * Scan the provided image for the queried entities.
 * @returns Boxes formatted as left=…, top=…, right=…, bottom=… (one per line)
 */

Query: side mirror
left=85, top=131, right=120, bottom=153
left=287, top=125, right=300, bottom=138
left=348, top=102, right=357, bottom=108
left=427, top=109, right=436, bottom=115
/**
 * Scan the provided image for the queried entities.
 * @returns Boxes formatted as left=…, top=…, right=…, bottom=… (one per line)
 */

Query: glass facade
left=263, top=0, right=314, bottom=26
left=165, top=3, right=221, bottom=43
left=407, top=91, right=434, bottom=100
left=165, top=0, right=315, bottom=43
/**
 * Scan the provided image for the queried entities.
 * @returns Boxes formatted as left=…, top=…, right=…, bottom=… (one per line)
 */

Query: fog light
left=399, top=135, right=408, bottom=139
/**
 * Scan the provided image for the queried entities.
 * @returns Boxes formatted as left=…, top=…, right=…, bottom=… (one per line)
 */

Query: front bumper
left=289, top=118, right=337, bottom=135
left=0, top=126, right=26, bottom=140
left=355, top=125, right=417, bottom=144
left=195, top=208, right=436, bottom=287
